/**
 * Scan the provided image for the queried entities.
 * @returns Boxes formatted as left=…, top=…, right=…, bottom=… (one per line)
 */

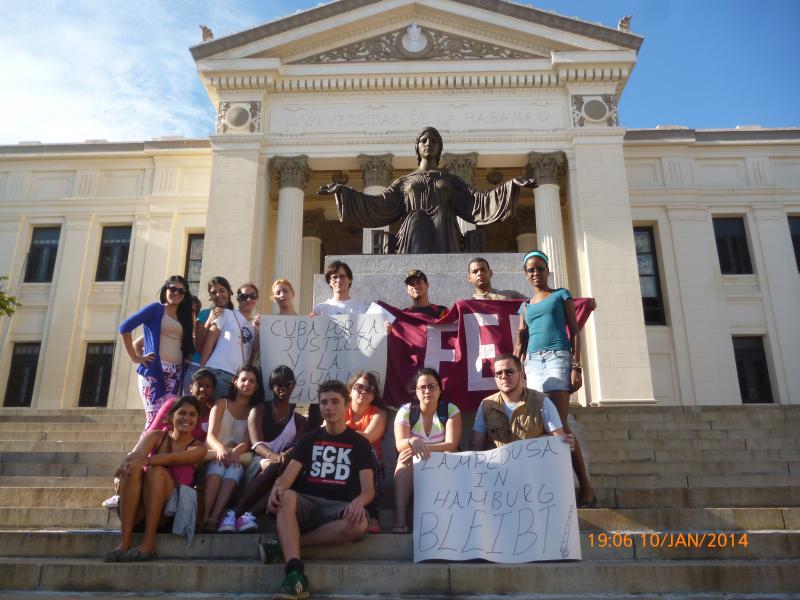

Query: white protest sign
left=413, top=437, right=581, bottom=563
left=260, top=314, right=387, bottom=405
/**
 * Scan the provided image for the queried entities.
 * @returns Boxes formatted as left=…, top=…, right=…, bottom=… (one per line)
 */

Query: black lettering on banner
left=421, top=458, right=435, bottom=471
left=475, top=471, right=486, bottom=488
left=490, top=511, right=512, bottom=554
left=522, top=483, right=533, bottom=502
left=418, top=512, right=439, bottom=551
left=433, top=489, right=449, bottom=508
left=538, top=502, right=556, bottom=551
left=514, top=508, right=538, bottom=555
left=538, top=483, right=554, bottom=504
left=437, top=513, right=459, bottom=552
left=469, top=489, right=487, bottom=507
left=447, top=491, right=465, bottom=510
left=541, top=439, right=558, bottom=458
left=493, top=469, right=508, bottom=487
left=461, top=510, right=485, bottom=553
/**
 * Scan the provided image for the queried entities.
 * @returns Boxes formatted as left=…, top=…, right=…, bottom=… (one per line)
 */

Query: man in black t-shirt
left=403, top=269, right=447, bottom=318
left=266, top=380, right=375, bottom=600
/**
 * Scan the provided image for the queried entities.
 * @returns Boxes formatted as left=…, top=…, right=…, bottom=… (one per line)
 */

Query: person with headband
left=514, top=250, right=596, bottom=508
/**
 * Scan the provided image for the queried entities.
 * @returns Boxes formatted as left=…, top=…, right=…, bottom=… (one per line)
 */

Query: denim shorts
left=205, top=368, right=235, bottom=400
left=523, top=349, right=572, bottom=392
left=205, top=461, right=244, bottom=483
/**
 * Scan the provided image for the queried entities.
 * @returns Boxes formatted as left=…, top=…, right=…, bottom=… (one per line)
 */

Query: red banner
left=379, top=299, right=594, bottom=412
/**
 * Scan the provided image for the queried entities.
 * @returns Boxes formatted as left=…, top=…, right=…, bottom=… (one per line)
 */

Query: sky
left=1, top=0, right=798, bottom=144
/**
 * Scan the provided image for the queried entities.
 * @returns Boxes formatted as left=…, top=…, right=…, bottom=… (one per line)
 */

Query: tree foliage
left=0, top=276, right=18, bottom=317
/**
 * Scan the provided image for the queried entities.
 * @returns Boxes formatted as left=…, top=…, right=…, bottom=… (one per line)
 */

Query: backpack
left=408, top=398, right=450, bottom=430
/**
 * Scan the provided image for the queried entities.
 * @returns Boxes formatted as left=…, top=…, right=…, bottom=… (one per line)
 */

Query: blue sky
left=1, top=0, right=797, bottom=144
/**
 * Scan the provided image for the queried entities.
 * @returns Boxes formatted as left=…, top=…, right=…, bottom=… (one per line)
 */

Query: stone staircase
left=1, top=405, right=799, bottom=598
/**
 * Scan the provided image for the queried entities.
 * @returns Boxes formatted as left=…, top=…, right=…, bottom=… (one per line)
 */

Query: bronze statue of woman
left=318, top=126, right=537, bottom=254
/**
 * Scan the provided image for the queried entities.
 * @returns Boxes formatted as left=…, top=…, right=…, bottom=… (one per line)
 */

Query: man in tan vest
left=470, top=353, right=574, bottom=451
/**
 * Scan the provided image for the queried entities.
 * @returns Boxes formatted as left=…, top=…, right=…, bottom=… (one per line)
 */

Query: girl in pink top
left=146, top=368, right=217, bottom=442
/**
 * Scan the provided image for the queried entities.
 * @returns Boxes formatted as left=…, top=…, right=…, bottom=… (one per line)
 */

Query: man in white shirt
left=311, top=260, right=371, bottom=316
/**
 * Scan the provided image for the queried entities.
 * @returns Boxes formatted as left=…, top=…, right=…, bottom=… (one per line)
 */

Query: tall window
left=732, top=337, right=773, bottom=404
left=789, top=216, right=800, bottom=272
left=96, top=225, right=132, bottom=282
left=3, top=343, right=41, bottom=407
left=78, top=343, right=115, bottom=407
left=184, top=234, right=204, bottom=298
left=633, top=227, right=666, bottom=325
left=23, top=227, right=61, bottom=283
left=713, top=217, right=753, bottom=275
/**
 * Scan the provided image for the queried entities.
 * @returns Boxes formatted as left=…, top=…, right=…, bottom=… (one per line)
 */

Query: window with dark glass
left=23, top=227, right=61, bottom=283
left=96, top=225, right=132, bottom=282
left=3, top=343, right=41, bottom=407
left=712, top=217, right=753, bottom=275
left=732, top=337, right=773, bottom=404
left=184, top=234, right=204, bottom=298
left=78, top=343, right=115, bottom=407
left=789, top=216, right=800, bottom=272
left=633, top=227, right=666, bottom=325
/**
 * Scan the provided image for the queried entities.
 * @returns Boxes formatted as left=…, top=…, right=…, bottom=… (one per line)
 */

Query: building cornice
left=0, top=139, right=211, bottom=159
left=624, top=128, right=800, bottom=145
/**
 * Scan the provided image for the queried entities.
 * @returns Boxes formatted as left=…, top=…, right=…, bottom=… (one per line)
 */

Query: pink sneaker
left=235, top=512, right=258, bottom=533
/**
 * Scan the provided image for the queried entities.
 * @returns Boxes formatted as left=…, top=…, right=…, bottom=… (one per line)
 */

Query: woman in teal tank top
left=514, top=250, right=596, bottom=508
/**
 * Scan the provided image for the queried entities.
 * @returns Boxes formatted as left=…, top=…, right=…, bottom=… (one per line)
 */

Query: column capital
left=442, top=152, right=479, bottom=185
left=270, top=155, right=310, bottom=190
left=526, top=151, right=566, bottom=185
left=357, top=154, right=394, bottom=188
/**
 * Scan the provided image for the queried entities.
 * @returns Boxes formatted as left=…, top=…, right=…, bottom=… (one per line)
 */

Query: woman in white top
left=200, top=282, right=261, bottom=399
left=202, top=365, right=261, bottom=532
left=392, top=367, right=462, bottom=533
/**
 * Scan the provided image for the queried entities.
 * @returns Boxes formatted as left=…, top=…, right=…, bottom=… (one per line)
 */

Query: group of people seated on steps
left=106, top=251, right=596, bottom=600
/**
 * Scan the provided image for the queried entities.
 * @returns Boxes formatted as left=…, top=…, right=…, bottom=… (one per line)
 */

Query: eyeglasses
left=353, top=382, right=376, bottom=394
left=238, top=292, right=258, bottom=301
left=329, top=274, right=349, bottom=281
left=416, top=383, right=439, bottom=392
left=167, top=286, right=186, bottom=295
left=525, top=267, right=547, bottom=273
left=494, top=368, right=518, bottom=379
left=273, top=382, right=295, bottom=390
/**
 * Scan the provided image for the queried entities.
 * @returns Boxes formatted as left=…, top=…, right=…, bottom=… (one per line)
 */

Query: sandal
left=577, top=494, right=598, bottom=509
left=102, top=548, right=126, bottom=562
left=121, top=548, right=158, bottom=562
left=391, top=525, right=409, bottom=534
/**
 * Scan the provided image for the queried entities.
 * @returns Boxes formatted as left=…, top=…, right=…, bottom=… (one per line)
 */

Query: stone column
left=300, top=236, right=322, bottom=315
left=517, top=233, right=537, bottom=252
left=357, top=154, right=393, bottom=253
left=442, top=153, right=479, bottom=236
left=271, top=156, right=309, bottom=300
left=527, top=151, right=567, bottom=288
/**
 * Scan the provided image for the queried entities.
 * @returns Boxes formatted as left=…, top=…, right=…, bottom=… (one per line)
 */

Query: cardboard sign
left=260, top=314, right=387, bottom=405
left=413, top=438, right=581, bottom=563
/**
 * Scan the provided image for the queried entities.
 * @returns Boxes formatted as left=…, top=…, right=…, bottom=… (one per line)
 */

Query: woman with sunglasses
left=218, top=365, right=308, bottom=533
left=118, top=275, right=194, bottom=429
left=182, top=277, right=235, bottom=394
left=514, top=250, right=595, bottom=508
left=392, top=367, right=461, bottom=533
left=200, top=282, right=260, bottom=400
left=346, top=371, right=387, bottom=533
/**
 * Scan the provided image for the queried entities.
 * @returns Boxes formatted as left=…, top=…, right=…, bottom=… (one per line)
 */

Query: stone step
left=0, top=441, right=133, bottom=453
left=0, top=476, right=110, bottom=488
left=0, top=414, right=144, bottom=424
left=3, top=557, right=800, bottom=594
left=1, top=505, right=795, bottom=531
left=591, top=461, right=790, bottom=477
left=0, top=462, right=117, bottom=477
left=1, top=529, right=798, bottom=562
left=627, top=428, right=793, bottom=440
left=0, top=430, right=142, bottom=442
left=590, top=448, right=800, bottom=464
left=0, top=487, right=112, bottom=508
left=589, top=438, right=800, bottom=451
left=0, top=451, right=127, bottom=464
left=0, top=409, right=143, bottom=417
left=0, top=422, right=143, bottom=432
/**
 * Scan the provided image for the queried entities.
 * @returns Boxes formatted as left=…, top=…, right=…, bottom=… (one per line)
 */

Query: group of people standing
left=107, top=250, right=595, bottom=600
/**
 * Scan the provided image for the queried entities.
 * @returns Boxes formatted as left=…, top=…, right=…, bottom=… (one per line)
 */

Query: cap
left=404, top=269, right=428, bottom=284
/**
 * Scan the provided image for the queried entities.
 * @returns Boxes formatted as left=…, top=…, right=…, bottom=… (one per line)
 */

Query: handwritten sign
left=413, top=438, right=581, bottom=563
left=260, top=315, right=387, bottom=405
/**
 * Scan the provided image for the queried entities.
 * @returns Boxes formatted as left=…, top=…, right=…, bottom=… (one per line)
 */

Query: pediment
left=290, top=24, right=546, bottom=64
left=191, top=0, right=642, bottom=64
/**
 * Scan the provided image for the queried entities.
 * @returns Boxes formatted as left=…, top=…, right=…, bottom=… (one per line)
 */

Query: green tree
left=0, top=276, right=18, bottom=317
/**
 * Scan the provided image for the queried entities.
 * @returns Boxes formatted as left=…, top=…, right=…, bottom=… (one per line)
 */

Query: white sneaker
left=218, top=510, right=237, bottom=533
left=235, top=512, right=258, bottom=533
left=101, top=494, right=119, bottom=509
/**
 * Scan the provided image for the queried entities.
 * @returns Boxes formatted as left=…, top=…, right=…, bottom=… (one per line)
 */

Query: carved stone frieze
left=442, top=153, right=478, bottom=185
left=215, top=101, right=261, bottom=134
left=293, top=23, right=543, bottom=63
left=526, top=151, right=566, bottom=185
left=357, top=154, right=394, bottom=188
left=270, top=155, right=310, bottom=190
left=570, top=95, right=619, bottom=128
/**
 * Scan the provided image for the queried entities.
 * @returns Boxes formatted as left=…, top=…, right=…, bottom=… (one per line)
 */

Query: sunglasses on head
left=238, top=292, right=258, bottom=301
left=167, top=286, right=186, bottom=295
left=353, top=382, right=376, bottom=394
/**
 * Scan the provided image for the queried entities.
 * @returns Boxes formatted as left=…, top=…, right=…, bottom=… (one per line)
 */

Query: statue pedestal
left=313, top=253, right=534, bottom=308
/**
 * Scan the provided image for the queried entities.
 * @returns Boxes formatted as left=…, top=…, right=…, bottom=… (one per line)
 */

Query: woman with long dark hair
left=514, top=250, right=595, bottom=507
left=118, top=275, right=194, bottom=429
left=392, top=367, right=461, bottom=533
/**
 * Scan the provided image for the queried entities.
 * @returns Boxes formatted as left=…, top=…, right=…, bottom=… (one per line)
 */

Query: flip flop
left=102, top=548, right=126, bottom=562
left=122, top=548, right=158, bottom=562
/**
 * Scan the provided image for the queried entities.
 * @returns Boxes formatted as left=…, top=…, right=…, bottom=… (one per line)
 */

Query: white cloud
left=0, top=0, right=284, bottom=144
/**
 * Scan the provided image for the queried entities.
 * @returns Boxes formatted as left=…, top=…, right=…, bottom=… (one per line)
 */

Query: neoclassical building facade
left=1, top=0, right=798, bottom=410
